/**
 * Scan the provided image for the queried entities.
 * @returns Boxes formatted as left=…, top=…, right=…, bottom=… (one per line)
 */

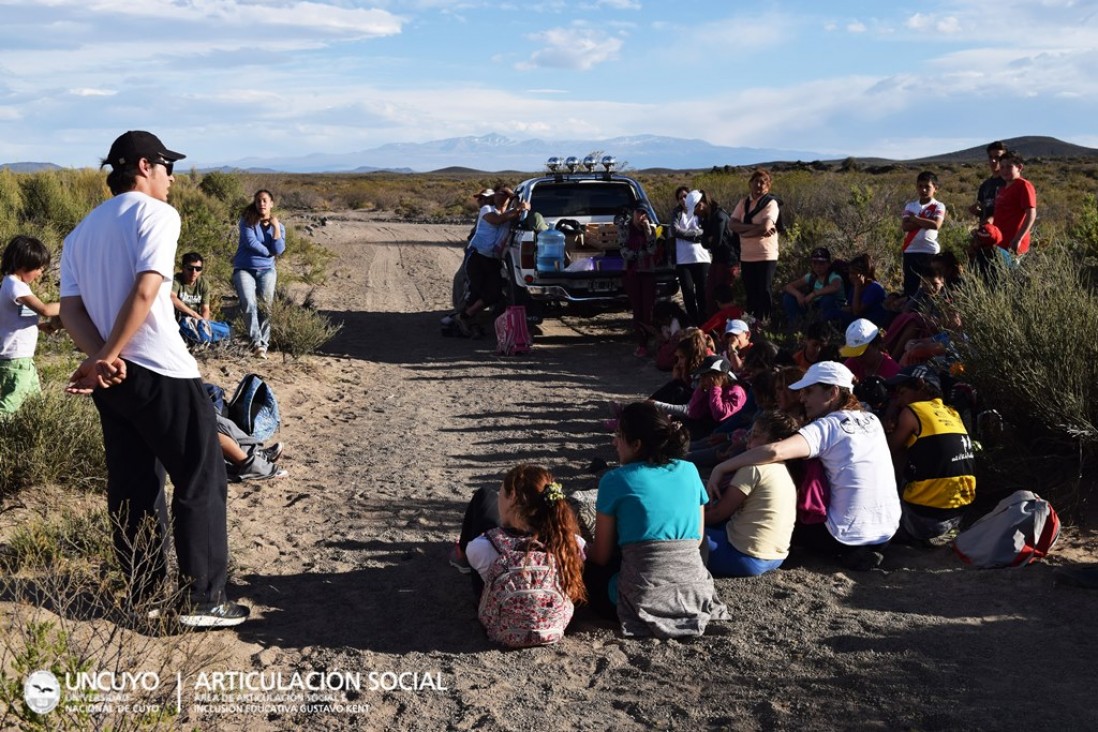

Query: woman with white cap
left=707, top=360, right=900, bottom=570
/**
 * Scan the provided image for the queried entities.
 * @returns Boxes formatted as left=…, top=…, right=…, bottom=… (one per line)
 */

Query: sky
left=1, top=0, right=1097, bottom=168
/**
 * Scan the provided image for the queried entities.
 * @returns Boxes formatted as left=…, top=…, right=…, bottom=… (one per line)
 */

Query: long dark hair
left=242, top=189, right=274, bottom=227
left=618, top=402, right=689, bottom=466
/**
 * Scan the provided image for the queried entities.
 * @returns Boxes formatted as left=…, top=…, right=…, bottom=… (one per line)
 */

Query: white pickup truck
left=496, top=156, right=679, bottom=312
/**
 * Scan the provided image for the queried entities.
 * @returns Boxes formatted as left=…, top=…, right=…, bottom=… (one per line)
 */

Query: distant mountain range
left=4, top=135, right=1096, bottom=174
left=0, top=162, right=63, bottom=173
left=208, top=133, right=826, bottom=173
left=911, top=136, right=1098, bottom=164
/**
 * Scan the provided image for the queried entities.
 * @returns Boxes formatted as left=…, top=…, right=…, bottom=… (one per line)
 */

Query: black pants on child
left=459, top=486, right=502, bottom=597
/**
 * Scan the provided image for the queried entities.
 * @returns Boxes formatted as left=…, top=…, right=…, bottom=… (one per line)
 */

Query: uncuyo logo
left=24, top=670, right=62, bottom=715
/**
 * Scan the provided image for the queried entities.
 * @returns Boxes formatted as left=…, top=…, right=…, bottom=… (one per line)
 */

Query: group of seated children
left=453, top=280, right=979, bottom=646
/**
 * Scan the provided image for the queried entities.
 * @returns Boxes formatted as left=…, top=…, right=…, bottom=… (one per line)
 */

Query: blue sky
left=1, top=0, right=1096, bottom=167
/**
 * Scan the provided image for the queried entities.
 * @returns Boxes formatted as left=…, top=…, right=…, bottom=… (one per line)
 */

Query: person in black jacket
left=698, top=190, right=737, bottom=317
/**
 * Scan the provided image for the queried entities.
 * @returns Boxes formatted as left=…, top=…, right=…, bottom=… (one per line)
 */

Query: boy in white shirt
left=901, top=171, right=946, bottom=297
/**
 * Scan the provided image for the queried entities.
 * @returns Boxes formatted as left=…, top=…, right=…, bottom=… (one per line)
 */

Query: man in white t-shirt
left=59, top=131, right=248, bottom=628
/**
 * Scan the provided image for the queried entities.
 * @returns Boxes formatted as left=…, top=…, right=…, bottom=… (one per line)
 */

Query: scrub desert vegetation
left=3, top=155, right=1098, bottom=730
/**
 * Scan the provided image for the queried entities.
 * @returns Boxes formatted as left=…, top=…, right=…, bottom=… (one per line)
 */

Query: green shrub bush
left=951, top=248, right=1098, bottom=449
left=0, top=387, right=106, bottom=497
left=268, top=288, right=343, bottom=358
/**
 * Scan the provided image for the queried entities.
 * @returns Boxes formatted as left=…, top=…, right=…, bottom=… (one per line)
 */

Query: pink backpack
left=495, top=306, right=533, bottom=355
left=477, top=528, right=573, bottom=648
left=796, top=458, right=829, bottom=525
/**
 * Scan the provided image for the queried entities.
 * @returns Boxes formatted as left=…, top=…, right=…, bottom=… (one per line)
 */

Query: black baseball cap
left=105, top=131, right=186, bottom=168
left=885, top=364, right=941, bottom=391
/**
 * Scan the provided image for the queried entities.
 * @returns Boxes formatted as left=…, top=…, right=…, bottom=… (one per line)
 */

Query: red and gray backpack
left=952, top=490, right=1061, bottom=568
left=477, top=528, right=573, bottom=648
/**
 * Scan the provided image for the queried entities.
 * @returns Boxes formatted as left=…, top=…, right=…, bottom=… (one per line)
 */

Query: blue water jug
left=536, top=229, right=566, bottom=273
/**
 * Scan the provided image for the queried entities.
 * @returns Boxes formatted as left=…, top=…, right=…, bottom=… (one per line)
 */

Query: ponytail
left=618, top=401, right=689, bottom=465
left=501, top=465, right=587, bottom=603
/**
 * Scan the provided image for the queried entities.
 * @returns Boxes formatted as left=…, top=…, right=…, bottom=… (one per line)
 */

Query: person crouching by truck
left=453, top=188, right=529, bottom=337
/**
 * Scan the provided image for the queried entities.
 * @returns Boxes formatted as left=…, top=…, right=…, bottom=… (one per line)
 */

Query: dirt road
left=7, top=212, right=1097, bottom=731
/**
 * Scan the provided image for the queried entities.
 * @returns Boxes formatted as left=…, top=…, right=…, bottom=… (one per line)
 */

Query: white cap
left=789, top=361, right=855, bottom=391
left=724, top=318, right=750, bottom=335
left=839, top=319, right=879, bottom=358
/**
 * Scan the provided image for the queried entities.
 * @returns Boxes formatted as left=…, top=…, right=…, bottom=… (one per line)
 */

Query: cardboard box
left=584, top=223, right=619, bottom=251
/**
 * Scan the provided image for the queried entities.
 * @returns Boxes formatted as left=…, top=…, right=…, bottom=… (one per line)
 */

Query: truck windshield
left=528, top=181, right=639, bottom=218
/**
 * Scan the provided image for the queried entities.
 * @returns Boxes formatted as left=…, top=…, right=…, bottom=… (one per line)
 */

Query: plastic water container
left=536, top=229, right=566, bottom=273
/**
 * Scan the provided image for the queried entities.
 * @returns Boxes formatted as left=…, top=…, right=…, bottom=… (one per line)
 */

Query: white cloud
left=905, top=12, right=931, bottom=30
left=68, top=88, right=116, bottom=97
left=518, top=26, right=623, bottom=71
left=847, top=21, right=867, bottom=33
left=902, top=12, right=961, bottom=34
left=937, top=16, right=961, bottom=33
left=824, top=21, right=837, bottom=31
left=31, top=0, right=405, bottom=37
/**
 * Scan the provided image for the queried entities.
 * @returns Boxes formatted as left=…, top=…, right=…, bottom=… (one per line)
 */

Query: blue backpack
left=179, top=317, right=232, bottom=345
left=226, top=373, right=280, bottom=441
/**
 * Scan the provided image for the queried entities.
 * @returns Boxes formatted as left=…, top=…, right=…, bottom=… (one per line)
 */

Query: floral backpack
left=477, top=528, right=573, bottom=648
left=494, top=305, right=533, bottom=356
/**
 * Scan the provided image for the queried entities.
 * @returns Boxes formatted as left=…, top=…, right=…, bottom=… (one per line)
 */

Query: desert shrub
left=950, top=248, right=1098, bottom=449
left=0, top=507, right=225, bottom=731
left=268, top=288, right=343, bottom=357
left=3, top=507, right=114, bottom=573
left=0, top=387, right=106, bottom=497
left=0, top=168, right=25, bottom=226
left=198, top=170, right=245, bottom=205
left=18, top=172, right=89, bottom=234
left=1065, top=193, right=1098, bottom=258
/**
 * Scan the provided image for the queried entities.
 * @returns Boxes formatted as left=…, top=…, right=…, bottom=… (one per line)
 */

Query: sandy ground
left=6, top=211, right=1098, bottom=731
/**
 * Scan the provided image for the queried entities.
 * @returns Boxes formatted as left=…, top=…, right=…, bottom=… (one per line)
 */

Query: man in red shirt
left=991, top=151, right=1037, bottom=255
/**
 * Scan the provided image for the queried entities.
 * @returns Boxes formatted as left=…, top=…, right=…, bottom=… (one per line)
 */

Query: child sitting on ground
left=704, top=410, right=802, bottom=577
left=792, top=321, right=838, bottom=372
left=844, top=253, right=892, bottom=328
left=652, top=299, right=690, bottom=371
left=781, top=247, right=846, bottom=328
left=841, top=318, right=900, bottom=382
left=650, top=355, right=747, bottom=439
left=1, top=236, right=60, bottom=415
left=456, top=464, right=587, bottom=647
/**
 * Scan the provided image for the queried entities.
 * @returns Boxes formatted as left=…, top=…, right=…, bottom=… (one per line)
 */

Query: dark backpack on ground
left=952, top=490, right=1061, bottom=568
left=477, top=528, right=573, bottom=648
left=226, top=373, right=280, bottom=441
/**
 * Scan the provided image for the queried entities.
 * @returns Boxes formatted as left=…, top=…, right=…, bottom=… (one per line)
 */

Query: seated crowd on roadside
left=452, top=152, right=1021, bottom=645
